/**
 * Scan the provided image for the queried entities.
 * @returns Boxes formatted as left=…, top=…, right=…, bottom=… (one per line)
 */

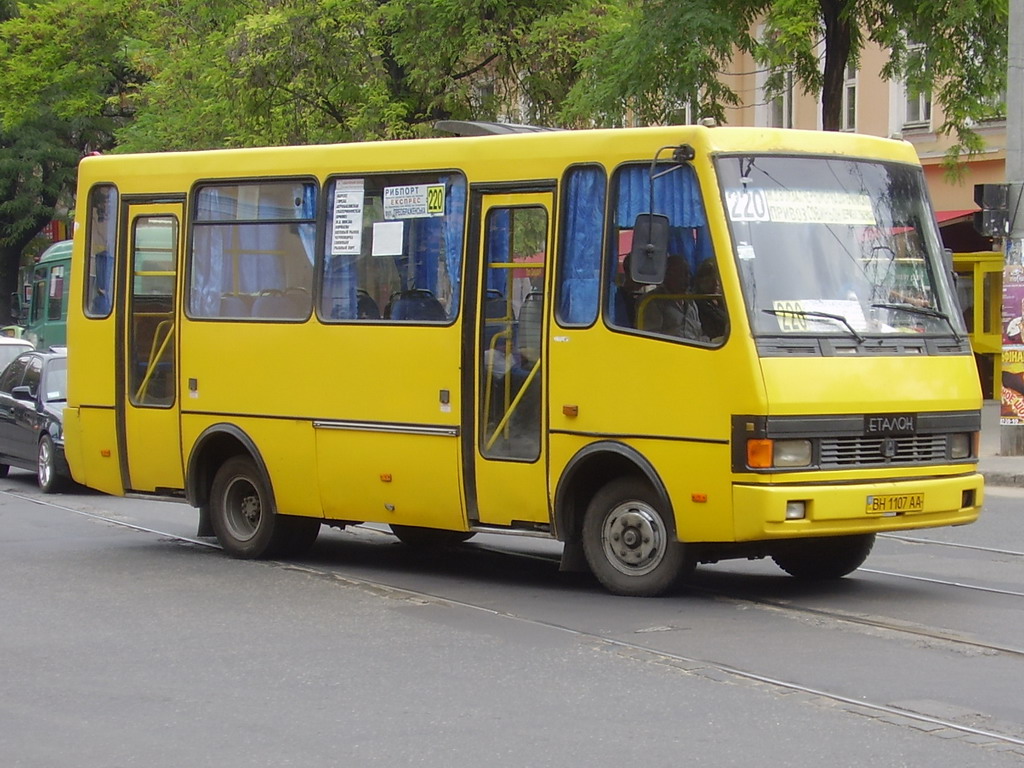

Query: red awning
left=936, top=209, right=977, bottom=225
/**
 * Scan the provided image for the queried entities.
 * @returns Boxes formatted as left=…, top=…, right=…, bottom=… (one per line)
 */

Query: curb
left=981, top=471, right=1024, bottom=488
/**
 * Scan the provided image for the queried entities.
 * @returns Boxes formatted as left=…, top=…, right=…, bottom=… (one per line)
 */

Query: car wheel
left=581, top=477, right=692, bottom=597
left=0, top=463, right=8, bottom=478
left=37, top=434, right=64, bottom=494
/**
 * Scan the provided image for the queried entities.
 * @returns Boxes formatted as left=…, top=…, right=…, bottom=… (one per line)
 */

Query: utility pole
left=1003, top=0, right=1024, bottom=454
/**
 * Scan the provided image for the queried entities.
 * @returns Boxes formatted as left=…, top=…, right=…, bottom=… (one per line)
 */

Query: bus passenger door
left=118, top=202, right=184, bottom=493
left=470, top=192, right=553, bottom=527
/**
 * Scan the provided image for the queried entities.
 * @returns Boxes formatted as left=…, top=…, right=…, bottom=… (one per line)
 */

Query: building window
left=904, top=86, right=932, bottom=127
left=902, top=43, right=932, bottom=128
left=768, top=71, right=794, bottom=129
left=842, top=64, right=857, bottom=132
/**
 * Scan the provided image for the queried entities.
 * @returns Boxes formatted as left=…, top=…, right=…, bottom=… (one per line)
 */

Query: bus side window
left=189, top=180, right=317, bottom=321
left=556, top=165, right=605, bottom=328
left=47, top=265, right=65, bottom=323
left=85, top=185, right=118, bottom=319
left=319, top=173, right=466, bottom=325
left=606, top=163, right=725, bottom=345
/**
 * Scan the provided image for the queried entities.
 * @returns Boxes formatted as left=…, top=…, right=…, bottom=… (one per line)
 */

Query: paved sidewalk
left=979, top=400, right=1024, bottom=487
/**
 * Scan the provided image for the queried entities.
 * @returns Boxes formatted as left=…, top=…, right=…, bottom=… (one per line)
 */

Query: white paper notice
left=331, top=178, right=365, bottom=256
left=372, top=221, right=405, bottom=256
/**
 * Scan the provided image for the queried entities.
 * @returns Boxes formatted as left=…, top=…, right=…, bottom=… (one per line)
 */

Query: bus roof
left=37, top=239, right=73, bottom=264
left=76, top=125, right=922, bottom=189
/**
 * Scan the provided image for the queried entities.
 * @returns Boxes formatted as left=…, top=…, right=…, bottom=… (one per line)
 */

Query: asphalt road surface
left=3, top=470, right=1024, bottom=767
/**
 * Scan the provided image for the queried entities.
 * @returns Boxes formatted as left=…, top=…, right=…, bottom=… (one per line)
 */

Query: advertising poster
left=1001, top=265, right=1024, bottom=424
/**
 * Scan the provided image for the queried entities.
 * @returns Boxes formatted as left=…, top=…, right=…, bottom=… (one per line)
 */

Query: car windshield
left=715, top=154, right=964, bottom=340
left=42, top=358, right=67, bottom=402
left=0, top=344, right=31, bottom=371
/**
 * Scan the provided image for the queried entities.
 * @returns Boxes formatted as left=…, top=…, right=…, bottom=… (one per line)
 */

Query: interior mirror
left=629, top=213, right=670, bottom=284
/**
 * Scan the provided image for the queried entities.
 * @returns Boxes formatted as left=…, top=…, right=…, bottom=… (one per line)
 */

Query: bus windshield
left=716, top=154, right=964, bottom=341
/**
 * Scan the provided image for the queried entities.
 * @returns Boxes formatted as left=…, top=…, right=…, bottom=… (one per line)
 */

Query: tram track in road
left=459, top=541, right=1024, bottom=659
left=14, top=488, right=1024, bottom=754
left=878, top=532, right=1024, bottom=559
left=16, top=490, right=1024, bottom=654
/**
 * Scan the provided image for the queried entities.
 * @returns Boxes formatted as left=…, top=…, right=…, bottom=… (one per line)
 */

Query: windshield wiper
left=762, top=308, right=864, bottom=343
left=870, top=303, right=962, bottom=341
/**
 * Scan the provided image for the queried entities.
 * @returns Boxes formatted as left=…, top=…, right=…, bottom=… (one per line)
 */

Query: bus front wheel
left=582, top=478, right=691, bottom=597
left=771, top=533, right=875, bottom=579
left=210, top=456, right=285, bottom=559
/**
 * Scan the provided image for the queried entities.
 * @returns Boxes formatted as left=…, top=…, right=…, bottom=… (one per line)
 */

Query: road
left=2, top=468, right=1024, bottom=767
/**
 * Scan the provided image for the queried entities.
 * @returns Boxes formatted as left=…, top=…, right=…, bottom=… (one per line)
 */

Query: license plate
left=866, top=493, right=924, bottom=515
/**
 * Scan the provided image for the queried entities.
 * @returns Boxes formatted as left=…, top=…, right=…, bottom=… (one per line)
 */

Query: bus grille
left=819, top=434, right=948, bottom=467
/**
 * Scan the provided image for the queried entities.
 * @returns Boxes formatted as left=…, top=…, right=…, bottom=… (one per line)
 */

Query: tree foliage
left=564, top=0, right=1008, bottom=162
left=116, top=0, right=601, bottom=150
left=0, top=0, right=142, bottom=316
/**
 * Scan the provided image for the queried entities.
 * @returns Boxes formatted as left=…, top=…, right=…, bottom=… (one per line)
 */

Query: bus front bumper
left=731, top=472, right=983, bottom=541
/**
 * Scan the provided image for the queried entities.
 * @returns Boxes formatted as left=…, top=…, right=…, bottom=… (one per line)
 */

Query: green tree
left=117, top=0, right=602, bottom=150
left=564, top=0, right=1007, bottom=165
left=0, top=0, right=142, bottom=318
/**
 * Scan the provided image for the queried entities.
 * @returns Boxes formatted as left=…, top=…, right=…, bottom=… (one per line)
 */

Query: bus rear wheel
left=582, top=478, right=691, bottom=597
left=210, top=455, right=290, bottom=559
left=771, top=533, right=875, bottom=579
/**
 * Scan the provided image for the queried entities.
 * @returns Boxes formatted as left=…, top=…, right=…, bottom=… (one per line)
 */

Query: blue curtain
left=616, top=164, right=711, bottom=274
left=486, top=209, right=511, bottom=296
left=442, top=175, right=466, bottom=317
left=299, top=184, right=316, bottom=265
left=190, top=189, right=228, bottom=317
left=558, top=166, right=606, bottom=325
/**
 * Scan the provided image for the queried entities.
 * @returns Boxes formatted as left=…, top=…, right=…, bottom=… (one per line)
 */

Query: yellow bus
left=64, top=123, right=983, bottom=596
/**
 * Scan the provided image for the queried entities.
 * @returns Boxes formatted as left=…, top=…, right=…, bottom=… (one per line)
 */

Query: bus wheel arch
left=187, top=425, right=319, bottom=558
left=554, top=442, right=684, bottom=593
left=187, top=425, right=276, bottom=543
left=186, top=424, right=272, bottom=513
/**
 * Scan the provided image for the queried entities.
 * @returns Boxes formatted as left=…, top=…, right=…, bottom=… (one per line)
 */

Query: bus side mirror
left=629, top=213, right=670, bottom=285
left=9, top=292, right=19, bottom=321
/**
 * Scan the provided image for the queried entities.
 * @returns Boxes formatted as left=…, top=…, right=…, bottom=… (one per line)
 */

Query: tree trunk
left=819, top=0, right=853, bottom=131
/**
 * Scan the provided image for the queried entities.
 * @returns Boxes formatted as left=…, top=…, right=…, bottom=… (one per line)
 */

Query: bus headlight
left=773, top=439, right=812, bottom=467
left=746, top=438, right=812, bottom=468
left=949, top=433, right=972, bottom=460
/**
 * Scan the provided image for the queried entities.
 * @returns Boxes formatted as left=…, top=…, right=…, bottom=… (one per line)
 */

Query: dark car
left=0, top=348, right=69, bottom=492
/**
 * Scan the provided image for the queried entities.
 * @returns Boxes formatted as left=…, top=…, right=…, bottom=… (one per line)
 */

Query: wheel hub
left=224, top=478, right=262, bottom=541
left=602, top=503, right=666, bottom=576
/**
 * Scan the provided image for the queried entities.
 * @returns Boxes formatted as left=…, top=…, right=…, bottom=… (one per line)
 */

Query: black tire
left=581, top=477, right=692, bottom=597
left=390, top=524, right=475, bottom=549
left=0, top=463, right=9, bottom=478
left=37, top=434, right=64, bottom=494
left=209, top=455, right=290, bottom=558
left=771, top=533, right=875, bottom=579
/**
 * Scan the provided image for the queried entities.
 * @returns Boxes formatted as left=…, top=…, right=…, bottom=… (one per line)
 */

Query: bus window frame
left=184, top=174, right=319, bottom=324
left=83, top=184, right=119, bottom=320
left=316, top=169, right=467, bottom=328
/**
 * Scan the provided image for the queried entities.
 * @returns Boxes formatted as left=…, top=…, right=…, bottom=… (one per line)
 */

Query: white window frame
left=900, top=44, right=932, bottom=130
left=841, top=63, right=857, bottom=132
